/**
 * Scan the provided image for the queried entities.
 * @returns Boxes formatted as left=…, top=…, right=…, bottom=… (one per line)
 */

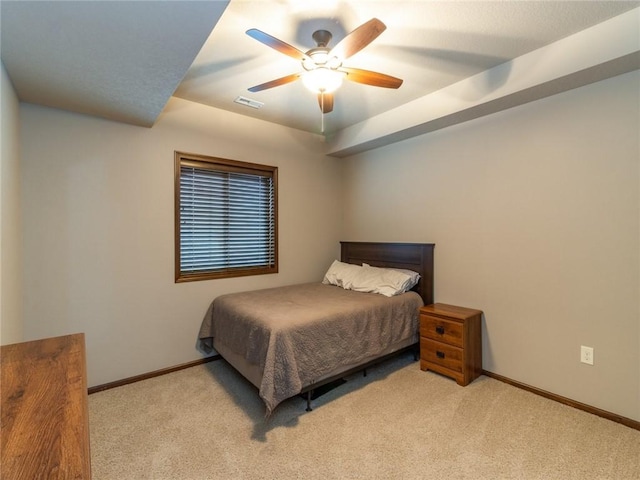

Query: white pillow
left=322, top=260, right=363, bottom=289
left=323, top=260, right=420, bottom=297
left=350, top=264, right=413, bottom=296
left=362, top=264, right=420, bottom=293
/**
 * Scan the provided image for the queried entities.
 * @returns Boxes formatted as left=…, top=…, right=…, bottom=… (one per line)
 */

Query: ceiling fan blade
left=317, top=93, right=334, bottom=113
left=246, top=28, right=311, bottom=62
left=330, top=18, right=386, bottom=60
left=340, top=67, right=403, bottom=89
left=248, top=73, right=301, bottom=92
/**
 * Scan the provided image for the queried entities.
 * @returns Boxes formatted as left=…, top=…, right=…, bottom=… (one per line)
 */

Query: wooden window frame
left=174, top=151, right=278, bottom=282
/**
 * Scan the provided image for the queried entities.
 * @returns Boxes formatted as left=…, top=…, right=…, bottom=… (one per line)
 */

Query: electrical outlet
left=580, top=346, right=594, bottom=365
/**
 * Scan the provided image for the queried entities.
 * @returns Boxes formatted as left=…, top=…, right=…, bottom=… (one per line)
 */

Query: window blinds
left=179, top=164, right=276, bottom=276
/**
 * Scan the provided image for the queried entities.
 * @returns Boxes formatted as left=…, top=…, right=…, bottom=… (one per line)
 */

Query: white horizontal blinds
left=179, top=162, right=275, bottom=275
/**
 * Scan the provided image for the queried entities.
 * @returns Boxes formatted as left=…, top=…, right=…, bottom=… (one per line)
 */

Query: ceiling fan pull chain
left=321, top=92, right=325, bottom=133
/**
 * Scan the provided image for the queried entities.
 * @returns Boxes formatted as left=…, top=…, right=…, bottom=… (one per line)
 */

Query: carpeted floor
left=88, top=353, right=640, bottom=479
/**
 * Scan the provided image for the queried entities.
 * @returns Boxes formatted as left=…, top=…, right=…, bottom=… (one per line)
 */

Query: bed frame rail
left=300, top=344, right=419, bottom=412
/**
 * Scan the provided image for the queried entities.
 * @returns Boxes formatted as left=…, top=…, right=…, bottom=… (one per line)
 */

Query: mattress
left=199, top=282, right=423, bottom=414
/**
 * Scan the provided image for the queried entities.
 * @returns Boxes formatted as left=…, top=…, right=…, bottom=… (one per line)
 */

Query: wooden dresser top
left=1, top=333, right=91, bottom=479
left=421, top=303, right=483, bottom=320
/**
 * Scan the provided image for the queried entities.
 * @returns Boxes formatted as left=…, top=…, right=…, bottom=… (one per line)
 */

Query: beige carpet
left=89, top=354, right=640, bottom=479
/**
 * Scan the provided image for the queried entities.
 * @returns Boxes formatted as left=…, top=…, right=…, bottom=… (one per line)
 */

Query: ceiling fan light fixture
left=246, top=18, right=401, bottom=116
left=302, top=67, right=345, bottom=93
left=302, top=49, right=341, bottom=71
left=307, top=50, right=329, bottom=66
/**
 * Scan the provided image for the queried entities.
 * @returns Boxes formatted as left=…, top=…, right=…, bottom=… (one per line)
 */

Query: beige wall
left=14, top=65, right=640, bottom=422
left=0, top=61, right=23, bottom=345
left=20, top=98, right=343, bottom=387
left=342, top=70, right=640, bottom=421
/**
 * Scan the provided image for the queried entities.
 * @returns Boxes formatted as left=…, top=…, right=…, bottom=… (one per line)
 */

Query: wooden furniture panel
left=420, top=338, right=464, bottom=373
left=420, top=303, right=482, bottom=386
left=420, top=315, right=464, bottom=347
left=1, top=333, right=91, bottom=479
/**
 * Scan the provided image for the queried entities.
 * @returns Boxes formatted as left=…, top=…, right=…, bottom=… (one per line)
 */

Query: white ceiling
left=0, top=0, right=228, bottom=127
left=2, top=1, right=639, bottom=139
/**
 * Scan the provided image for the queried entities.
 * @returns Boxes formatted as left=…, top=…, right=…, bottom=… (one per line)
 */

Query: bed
left=198, top=241, right=435, bottom=414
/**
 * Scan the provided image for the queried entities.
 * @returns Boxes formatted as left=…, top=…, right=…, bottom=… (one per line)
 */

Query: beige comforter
left=199, top=282, right=423, bottom=414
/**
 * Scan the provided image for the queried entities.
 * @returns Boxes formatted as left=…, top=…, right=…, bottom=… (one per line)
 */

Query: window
left=175, top=152, right=278, bottom=282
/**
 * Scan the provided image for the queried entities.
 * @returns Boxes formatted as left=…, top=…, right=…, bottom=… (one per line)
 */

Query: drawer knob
left=435, top=326, right=445, bottom=335
left=436, top=351, right=445, bottom=359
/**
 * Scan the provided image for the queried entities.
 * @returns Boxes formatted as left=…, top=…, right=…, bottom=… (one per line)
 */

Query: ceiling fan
left=246, top=18, right=403, bottom=114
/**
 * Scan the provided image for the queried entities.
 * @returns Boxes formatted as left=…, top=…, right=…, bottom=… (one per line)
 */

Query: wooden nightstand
left=419, top=303, right=483, bottom=386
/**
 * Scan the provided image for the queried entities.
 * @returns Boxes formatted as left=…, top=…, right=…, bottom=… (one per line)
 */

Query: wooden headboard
left=340, top=242, right=435, bottom=305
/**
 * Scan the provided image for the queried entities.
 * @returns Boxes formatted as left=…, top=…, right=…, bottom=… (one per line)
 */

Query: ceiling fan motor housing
left=312, top=30, right=332, bottom=47
left=303, top=30, right=342, bottom=71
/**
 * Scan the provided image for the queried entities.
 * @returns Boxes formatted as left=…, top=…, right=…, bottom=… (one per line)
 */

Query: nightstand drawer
left=420, top=338, right=463, bottom=373
left=420, top=314, right=463, bottom=347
